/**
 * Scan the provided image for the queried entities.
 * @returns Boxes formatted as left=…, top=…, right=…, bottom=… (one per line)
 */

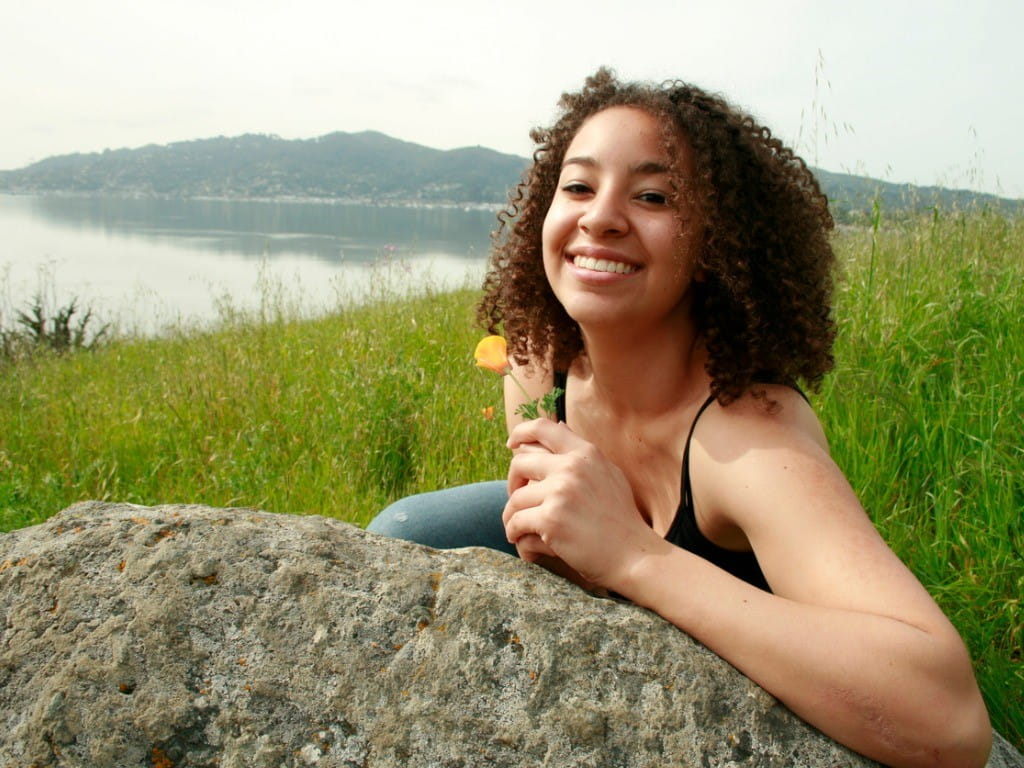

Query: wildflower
left=473, top=335, right=510, bottom=375
left=473, top=335, right=564, bottom=421
left=481, top=406, right=495, bottom=421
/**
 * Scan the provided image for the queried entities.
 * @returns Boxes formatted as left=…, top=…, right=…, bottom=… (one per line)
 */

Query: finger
left=506, top=451, right=559, bottom=495
left=511, top=441, right=549, bottom=456
left=503, top=501, right=550, bottom=545
left=507, top=418, right=581, bottom=454
left=505, top=513, right=542, bottom=549
left=501, top=480, right=547, bottom=526
left=514, top=534, right=557, bottom=562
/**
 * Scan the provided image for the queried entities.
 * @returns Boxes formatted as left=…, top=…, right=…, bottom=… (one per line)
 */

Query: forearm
left=616, top=544, right=990, bottom=768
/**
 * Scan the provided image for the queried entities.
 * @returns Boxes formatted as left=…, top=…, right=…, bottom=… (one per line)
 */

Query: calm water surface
left=0, top=194, right=498, bottom=334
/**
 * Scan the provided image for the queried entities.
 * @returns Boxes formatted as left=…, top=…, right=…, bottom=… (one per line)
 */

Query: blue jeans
left=366, top=480, right=516, bottom=556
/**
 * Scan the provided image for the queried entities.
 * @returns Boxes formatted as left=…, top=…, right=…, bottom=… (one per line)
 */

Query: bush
left=0, top=294, right=109, bottom=363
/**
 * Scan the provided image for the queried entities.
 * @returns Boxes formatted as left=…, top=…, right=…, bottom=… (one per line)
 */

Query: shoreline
left=0, top=189, right=508, bottom=212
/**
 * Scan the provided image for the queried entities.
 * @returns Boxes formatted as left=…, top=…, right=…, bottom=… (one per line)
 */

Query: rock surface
left=0, top=502, right=1018, bottom=768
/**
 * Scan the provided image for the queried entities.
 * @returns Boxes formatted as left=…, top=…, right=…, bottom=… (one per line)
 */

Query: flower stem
left=508, top=372, right=549, bottom=420
left=508, top=372, right=534, bottom=403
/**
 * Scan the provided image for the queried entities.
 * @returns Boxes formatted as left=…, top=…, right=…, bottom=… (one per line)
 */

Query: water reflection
left=1, top=194, right=501, bottom=334
left=22, top=195, right=500, bottom=262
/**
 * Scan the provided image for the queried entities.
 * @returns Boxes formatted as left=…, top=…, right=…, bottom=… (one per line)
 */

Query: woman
left=368, top=68, right=991, bottom=767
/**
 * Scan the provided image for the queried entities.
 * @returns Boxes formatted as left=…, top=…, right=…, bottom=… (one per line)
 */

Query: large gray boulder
left=0, top=502, right=1017, bottom=767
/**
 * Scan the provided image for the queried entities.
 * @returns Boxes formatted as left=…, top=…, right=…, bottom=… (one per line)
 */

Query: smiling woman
left=367, top=67, right=993, bottom=767
left=539, top=106, right=699, bottom=339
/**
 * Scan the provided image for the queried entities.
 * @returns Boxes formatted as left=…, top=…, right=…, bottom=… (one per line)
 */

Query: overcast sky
left=2, top=0, right=1020, bottom=199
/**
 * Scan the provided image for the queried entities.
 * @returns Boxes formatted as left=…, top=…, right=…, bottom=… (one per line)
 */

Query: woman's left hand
left=502, top=418, right=666, bottom=589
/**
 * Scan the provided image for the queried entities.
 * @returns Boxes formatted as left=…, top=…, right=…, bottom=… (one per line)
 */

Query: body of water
left=0, top=194, right=499, bottom=335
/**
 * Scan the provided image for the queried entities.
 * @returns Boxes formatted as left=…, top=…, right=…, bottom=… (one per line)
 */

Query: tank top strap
left=553, top=370, right=568, bottom=423
left=665, top=392, right=771, bottom=591
left=668, top=393, right=718, bottom=542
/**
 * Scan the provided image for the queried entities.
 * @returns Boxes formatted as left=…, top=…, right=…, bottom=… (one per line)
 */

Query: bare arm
left=503, top=392, right=991, bottom=767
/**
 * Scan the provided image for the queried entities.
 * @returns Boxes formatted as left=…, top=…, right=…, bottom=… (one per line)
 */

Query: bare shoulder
left=698, top=384, right=829, bottom=457
left=687, top=384, right=836, bottom=555
left=691, top=384, right=949, bottom=620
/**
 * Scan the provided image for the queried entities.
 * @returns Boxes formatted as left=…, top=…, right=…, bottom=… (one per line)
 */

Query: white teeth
left=572, top=255, right=637, bottom=274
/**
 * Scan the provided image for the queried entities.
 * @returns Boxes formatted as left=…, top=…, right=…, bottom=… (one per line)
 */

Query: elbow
left=899, top=678, right=992, bottom=768
left=854, top=643, right=993, bottom=768
left=930, top=645, right=992, bottom=768
left=934, top=692, right=991, bottom=768
left=906, top=632, right=992, bottom=768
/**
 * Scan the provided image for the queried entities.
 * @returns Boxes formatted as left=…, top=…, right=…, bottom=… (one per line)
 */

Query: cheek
left=540, top=209, right=563, bottom=267
left=540, top=209, right=553, bottom=250
left=540, top=210, right=569, bottom=297
left=541, top=204, right=562, bottom=247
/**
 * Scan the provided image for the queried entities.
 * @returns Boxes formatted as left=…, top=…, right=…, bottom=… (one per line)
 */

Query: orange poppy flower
left=473, top=335, right=511, bottom=375
left=473, top=335, right=563, bottom=420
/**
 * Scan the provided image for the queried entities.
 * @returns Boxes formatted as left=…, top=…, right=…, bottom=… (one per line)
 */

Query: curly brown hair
left=478, top=67, right=836, bottom=404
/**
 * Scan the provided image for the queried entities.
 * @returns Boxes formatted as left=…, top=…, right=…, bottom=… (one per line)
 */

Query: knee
left=364, top=482, right=512, bottom=553
left=366, top=496, right=421, bottom=538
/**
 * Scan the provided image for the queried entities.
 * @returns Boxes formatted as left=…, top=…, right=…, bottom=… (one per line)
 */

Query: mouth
left=571, top=254, right=638, bottom=275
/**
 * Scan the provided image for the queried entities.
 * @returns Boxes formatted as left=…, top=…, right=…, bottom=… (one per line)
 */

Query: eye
left=560, top=181, right=592, bottom=195
left=637, top=191, right=669, bottom=205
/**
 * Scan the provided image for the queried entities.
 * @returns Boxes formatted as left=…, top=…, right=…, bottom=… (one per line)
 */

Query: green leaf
left=512, top=386, right=563, bottom=421
left=514, top=401, right=540, bottom=420
left=539, top=387, right=565, bottom=419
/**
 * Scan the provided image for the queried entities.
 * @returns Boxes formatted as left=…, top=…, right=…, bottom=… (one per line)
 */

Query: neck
left=576, top=318, right=708, bottom=417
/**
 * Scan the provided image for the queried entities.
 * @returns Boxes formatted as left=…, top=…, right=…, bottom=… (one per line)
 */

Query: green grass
left=1, top=207, right=1021, bottom=749
left=819, top=206, right=1023, bottom=747
left=0, top=285, right=510, bottom=532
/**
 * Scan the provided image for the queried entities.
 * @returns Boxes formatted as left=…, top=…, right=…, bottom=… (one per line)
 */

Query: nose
left=578, top=189, right=628, bottom=237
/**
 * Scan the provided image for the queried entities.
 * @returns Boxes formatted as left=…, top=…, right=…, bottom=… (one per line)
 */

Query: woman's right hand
left=502, top=419, right=665, bottom=592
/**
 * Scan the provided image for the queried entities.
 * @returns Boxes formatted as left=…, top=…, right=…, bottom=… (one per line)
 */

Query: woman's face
left=541, top=106, right=702, bottom=336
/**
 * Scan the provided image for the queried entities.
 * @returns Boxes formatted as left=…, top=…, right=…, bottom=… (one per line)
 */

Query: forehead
left=563, top=106, right=687, bottom=172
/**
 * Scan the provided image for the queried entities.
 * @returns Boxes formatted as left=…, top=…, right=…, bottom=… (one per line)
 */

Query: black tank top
left=553, top=371, right=770, bottom=592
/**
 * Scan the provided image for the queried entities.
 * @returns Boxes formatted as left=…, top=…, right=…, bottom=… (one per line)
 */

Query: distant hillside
left=813, top=168, right=1021, bottom=221
left=0, top=132, right=528, bottom=206
left=0, top=131, right=1019, bottom=218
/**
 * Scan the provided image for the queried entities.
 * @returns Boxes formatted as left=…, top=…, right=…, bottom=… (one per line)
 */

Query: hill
left=814, top=168, right=1021, bottom=221
left=0, top=132, right=527, bottom=206
left=0, top=131, right=1019, bottom=218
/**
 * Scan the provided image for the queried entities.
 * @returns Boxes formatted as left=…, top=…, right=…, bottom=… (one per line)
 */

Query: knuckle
left=538, top=516, right=561, bottom=542
left=564, top=453, right=587, bottom=473
left=548, top=476, right=574, bottom=501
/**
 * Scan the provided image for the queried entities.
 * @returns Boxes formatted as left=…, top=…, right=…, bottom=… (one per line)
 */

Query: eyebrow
left=562, top=156, right=671, bottom=175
